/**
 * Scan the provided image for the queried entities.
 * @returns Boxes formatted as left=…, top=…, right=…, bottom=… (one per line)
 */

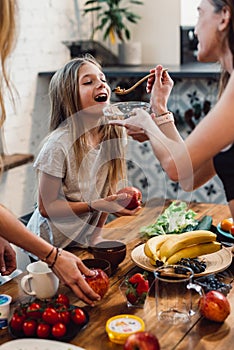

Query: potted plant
left=83, top=0, right=144, bottom=65
left=63, top=0, right=119, bottom=66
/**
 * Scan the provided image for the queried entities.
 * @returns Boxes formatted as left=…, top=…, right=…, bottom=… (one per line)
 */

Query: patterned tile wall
left=110, top=76, right=227, bottom=206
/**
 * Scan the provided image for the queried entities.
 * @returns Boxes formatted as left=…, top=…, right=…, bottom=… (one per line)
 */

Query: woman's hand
left=126, top=126, right=149, bottom=142
left=0, top=237, right=17, bottom=275
left=52, top=250, right=101, bottom=306
left=109, top=108, right=155, bottom=136
left=147, top=65, right=174, bottom=115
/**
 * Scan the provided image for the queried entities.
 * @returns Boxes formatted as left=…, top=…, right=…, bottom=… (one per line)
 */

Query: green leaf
left=83, top=0, right=143, bottom=42
left=140, top=201, right=198, bottom=240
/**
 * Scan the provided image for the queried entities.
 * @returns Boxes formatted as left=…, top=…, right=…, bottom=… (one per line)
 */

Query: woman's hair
left=48, top=55, right=126, bottom=193
left=0, top=0, right=16, bottom=128
left=210, top=0, right=234, bottom=96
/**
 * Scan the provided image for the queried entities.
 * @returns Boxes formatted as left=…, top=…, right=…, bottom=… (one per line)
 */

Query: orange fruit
left=220, top=218, right=233, bottom=232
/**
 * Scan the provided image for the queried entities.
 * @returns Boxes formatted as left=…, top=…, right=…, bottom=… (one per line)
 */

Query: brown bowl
left=89, top=240, right=126, bottom=274
left=82, top=258, right=111, bottom=277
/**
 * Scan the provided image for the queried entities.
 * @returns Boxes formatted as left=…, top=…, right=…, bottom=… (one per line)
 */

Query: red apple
left=198, top=290, right=231, bottom=322
left=124, top=332, right=160, bottom=350
left=229, top=225, right=234, bottom=237
left=84, top=269, right=109, bottom=299
left=117, top=186, right=142, bottom=210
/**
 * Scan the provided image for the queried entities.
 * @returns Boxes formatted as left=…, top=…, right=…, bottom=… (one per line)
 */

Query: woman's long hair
left=210, top=0, right=234, bottom=96
left=0, top=0, right=16, bottom=128
left=48, top=55, right=126, bottom=194
left=0, top=0, right=17, bottom=173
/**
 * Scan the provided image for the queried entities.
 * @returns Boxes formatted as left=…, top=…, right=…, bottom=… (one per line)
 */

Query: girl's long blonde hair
left=48, top=55, right=126, bottom=194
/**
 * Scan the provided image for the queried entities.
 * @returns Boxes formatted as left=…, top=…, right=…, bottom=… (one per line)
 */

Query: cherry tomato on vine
left=71, top=308, right=86, bottom=325
left=23, top=319, right=37, bottom=337
left=56, top=294, right=70, bottom=307
left=26, top=302, right=42, bottom=319
left=42, top=307, right=59, bottom=325
left=37, top=322, right=51, bottom=338
left=10, top=312, right=27, bottom=331
left=57, top=306, right=70, bottom=325
left=52, top=322, right=66, bottom=338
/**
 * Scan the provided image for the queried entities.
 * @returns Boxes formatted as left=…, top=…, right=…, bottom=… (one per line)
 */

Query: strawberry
left=123, top=272, right=149, bottom=307
left=129, top=273, right=145, bottom=284
left=136, top=279, right=149, bottom=295
left=126, top=291, right=138, bottom=305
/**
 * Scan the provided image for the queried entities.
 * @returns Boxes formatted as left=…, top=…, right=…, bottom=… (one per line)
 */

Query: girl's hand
left=90, top=193, right=141, bottom=215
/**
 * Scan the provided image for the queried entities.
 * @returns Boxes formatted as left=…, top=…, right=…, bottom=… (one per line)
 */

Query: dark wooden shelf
left=1, top=153, right=34, bottom=172
left=39, top=62, right=221, bottom=80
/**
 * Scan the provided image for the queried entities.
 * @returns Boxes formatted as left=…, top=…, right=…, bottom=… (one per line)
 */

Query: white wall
left=181, top=0, right=200, bottom=25
left=0, top=0, right=79, bottom=216
left=132, top=0, right=181, bottom=65
left=1, top=0, right=183, bottom=217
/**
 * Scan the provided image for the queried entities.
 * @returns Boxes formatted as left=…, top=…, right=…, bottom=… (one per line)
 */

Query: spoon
left=113, top=69, right=168, bottom=95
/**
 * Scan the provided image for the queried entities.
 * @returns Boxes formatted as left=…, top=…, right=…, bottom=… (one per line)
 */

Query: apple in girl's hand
left=198, top=290, right=231, bottom=322
left=84, top=269, right=109, bottom=298
left=117, top=186, right=142, bottom=210
left=124, top=332, right=160, bottom=350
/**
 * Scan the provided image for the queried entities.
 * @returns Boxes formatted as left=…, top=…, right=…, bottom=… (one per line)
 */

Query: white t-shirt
left=27, top=124, right=125, bottom=248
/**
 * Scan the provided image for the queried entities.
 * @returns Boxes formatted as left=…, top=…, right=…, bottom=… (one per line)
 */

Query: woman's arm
left=110, top=68, right=234, bottom=192
left=0, top=205, right=100, bottom=304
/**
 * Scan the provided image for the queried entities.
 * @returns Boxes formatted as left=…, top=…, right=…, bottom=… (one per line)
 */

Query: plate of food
left=131, top=243, right=233, bottom=277
left=217, top=218, right=234, bottom=240
left=0, top=338, right=85, bottom=350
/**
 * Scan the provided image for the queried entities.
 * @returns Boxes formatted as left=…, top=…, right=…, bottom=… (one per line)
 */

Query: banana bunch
left=144, top=230, right=221, bottom=266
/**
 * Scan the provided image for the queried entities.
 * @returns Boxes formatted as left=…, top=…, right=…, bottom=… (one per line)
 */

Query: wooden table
left=0, top=198, right=233, bottom=350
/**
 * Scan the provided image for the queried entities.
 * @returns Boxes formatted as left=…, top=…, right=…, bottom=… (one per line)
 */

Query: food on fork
left=113, top=69, right=167, bottom=95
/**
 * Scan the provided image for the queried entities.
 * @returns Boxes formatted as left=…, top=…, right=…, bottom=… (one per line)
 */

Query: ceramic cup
left=21, top=261, right=59, bottom=299
left=154, top=265, right=203, bottom=324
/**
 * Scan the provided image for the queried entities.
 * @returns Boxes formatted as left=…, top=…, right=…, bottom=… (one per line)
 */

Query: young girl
left=27, top=55, right=139, bottom=250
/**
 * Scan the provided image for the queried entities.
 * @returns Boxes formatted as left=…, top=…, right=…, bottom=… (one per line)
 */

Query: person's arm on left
left=0, top=205, right=100, bottom=305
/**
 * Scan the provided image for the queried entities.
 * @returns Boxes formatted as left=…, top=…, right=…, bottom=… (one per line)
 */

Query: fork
left=113, top=69, right=167, bottom=95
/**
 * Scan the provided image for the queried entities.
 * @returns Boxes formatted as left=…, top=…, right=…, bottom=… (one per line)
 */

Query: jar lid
left=106, top=314, right=145, bottom=344
left=0, top=294, right=12, bottom=306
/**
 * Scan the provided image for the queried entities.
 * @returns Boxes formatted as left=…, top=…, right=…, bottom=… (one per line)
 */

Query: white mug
left=21, top=261, right=59, bottom=299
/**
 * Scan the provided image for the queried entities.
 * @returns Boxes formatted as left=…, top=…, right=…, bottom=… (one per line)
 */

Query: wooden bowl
left=82, top=258, right=111, bottom=277
left=89, top=241, right=126, bottom=275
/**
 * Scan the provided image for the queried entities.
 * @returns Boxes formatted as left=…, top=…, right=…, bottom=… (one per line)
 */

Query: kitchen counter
left=39, top=62, right=221, bottom=80
left=0, top=199, right=233, bottom=350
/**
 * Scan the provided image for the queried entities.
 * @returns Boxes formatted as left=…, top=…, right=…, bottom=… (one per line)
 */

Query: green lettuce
left=140, top=201, right=198, bottom=240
